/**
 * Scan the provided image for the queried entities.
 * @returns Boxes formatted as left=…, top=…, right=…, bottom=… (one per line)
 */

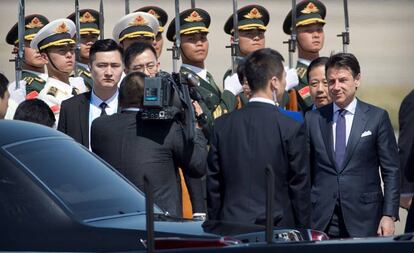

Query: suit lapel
left=319, top=104, right=336, bottom=170
left=79, top=92, right=91, bottom=146
left=339, top=100, right=368, bottom=173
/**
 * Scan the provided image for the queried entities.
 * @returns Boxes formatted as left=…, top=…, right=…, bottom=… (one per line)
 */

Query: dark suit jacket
left=91, top=111, right=208, bottom=217
left=305, top=99, right=400, bottom=237
left=207, top=102, right=311, bottom=228
left=57, top=92, right=91, bottom=147
left=399, top=90, right=414, bottom=232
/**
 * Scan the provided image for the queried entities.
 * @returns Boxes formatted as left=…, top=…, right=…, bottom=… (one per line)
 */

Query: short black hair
left=244, top=48, right=284, bottom=92
left=307, top=56, right=329, bottom=82
left=13, top=99, right=56, bottom=127
left=0, top=73, right=9, bottom=99
left=325, top=53, right=360, bottom=78
left=89, top=39, right=124, bottom=64
left=124, top=42, right=157, bottom=69
left=236, top=58, right=246, bottom=83
left=119, top=71, right=147, bottom=108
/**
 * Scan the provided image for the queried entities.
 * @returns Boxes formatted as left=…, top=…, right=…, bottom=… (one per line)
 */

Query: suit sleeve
left=57, top=100, right=68, bottom=133
left=206, top=125, right=222, bottom=220
left=172, top=124, right=208, bottom=214
left=172, top=124, right=208, bottom=178
left=377, top=110, right=400, bottom=218
left=286, top=122, right=311, bottom=228
left=398, top=91, right=414, bottom=183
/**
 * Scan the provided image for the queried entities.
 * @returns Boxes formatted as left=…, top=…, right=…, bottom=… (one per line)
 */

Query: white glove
left=4, top=80, right=27, bottom=119
left=285, top=66, right=299, bottom=91
left=224, top=73, right=243, bottom=96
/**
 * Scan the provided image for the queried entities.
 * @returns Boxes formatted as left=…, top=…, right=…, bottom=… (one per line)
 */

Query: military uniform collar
left=181, top=64, right=208, bottom=83
left=77, top=62, right=90, bottom=71
left=298, top=58, right=311, bottom=66
left=24, top=69, right=48, bottom=81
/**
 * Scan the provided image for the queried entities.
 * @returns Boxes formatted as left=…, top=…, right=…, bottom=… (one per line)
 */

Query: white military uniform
left=37, top=76, right=87, bottom=123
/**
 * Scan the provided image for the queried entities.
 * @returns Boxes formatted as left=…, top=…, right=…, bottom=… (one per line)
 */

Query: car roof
left=0, top=120, right=70, bottom=146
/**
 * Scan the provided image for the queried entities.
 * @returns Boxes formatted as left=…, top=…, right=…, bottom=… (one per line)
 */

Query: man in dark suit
left=305, top=53, right=400, bottom=238
left=398, top=89, right=414, bottom=232
left=57, top=39, right=123, bottom=148
left=207, top=48, right=310, bottom=228
left=91, top=72, right=208, bottom=218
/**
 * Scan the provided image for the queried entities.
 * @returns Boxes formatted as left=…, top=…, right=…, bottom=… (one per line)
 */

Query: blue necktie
left=335, top=109, right=346, bottom=169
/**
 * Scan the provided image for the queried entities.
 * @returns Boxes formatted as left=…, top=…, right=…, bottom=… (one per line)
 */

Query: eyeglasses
left=134, top=62, right=157, bottom=73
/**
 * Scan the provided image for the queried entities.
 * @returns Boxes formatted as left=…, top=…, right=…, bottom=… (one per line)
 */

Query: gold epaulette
left=23, top=76, right=34, bottom=85
left=79, top=70, right=91, bottom=78
left=296, top=67, right=307, bottom=79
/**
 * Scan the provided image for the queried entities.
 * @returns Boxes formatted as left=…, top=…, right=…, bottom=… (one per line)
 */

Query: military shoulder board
left=23, top=76, right=34, bottom=85
left=296, top=67, right=307, bottom=79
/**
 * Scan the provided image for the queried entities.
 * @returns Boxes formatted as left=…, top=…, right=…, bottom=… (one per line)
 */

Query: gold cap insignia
left=301, top=2, right=319, bottom=14
left=55, top=22, right=69, bottom=33
left=244, top=8, right=263, bottom=19
left=26, top=17, right=44, bottom=29
left=80, top=11, right=96, bottom=23
left=184, top=11, right=203, bottom=22
left=148, top=9, right=160, bottom=19
left=130, top=15, right=148, bottom=26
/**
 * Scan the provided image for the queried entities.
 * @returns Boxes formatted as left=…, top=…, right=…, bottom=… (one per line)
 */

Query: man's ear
left=355, top=73, right=361, bottom=88
left=40, top=52, right=49, bottom=64
left=124, top=68, right=129, bottom=75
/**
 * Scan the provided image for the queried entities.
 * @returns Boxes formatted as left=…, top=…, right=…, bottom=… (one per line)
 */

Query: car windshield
left=4, top=138, right=162, bottom=221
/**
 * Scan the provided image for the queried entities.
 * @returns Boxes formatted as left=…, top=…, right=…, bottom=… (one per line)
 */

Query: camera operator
left=91, top=71, right=208, bottom=217
left=123, top=42, right=207, bottom=219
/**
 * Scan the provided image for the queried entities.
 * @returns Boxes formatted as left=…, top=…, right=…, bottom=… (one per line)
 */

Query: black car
left=0, top=120, right=326, bottom=251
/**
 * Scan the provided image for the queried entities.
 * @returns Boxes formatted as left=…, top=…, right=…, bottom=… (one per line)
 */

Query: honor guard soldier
left=67, top=9, right=101, bottom=91
left=167, top=8, right=237, bottom=135
left=223, top=5, right=269, bottom=108
left=113, top=11, right=159, bottom=50
left=31, top=18, right=88, bottom=122
left=283, top=0, right=326, bottom=112
left=6, top=14, right=49, bottom=99
left=135, top=6, right=168, bottom=58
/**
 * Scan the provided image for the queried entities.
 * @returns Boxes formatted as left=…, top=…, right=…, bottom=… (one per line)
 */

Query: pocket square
left=361, top=131, right=372, bottom=137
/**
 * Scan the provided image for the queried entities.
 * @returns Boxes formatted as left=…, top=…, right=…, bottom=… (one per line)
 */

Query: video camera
left=141, top=72, right=183, bottom=120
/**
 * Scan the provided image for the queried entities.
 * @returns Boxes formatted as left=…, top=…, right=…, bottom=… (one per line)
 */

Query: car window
left=4, top=138, right=162, bottom=221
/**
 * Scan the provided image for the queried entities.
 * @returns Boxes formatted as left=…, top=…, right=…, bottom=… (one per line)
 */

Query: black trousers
left=325, top=200, right=350, bottom=238
left=405, top=196, right=414, bottom=233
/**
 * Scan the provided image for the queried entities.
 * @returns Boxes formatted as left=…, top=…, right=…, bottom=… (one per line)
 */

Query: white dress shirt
left=249, top=97, right=276, bottom=106
left=332, top=98, right=357, bottom=150
left=89, top=89, right=118, bottom=147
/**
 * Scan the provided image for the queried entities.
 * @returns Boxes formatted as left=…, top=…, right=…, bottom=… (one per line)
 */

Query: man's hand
left=224, top=73, right=243, bottom=96
left=377, top=216, right=395, bottom=236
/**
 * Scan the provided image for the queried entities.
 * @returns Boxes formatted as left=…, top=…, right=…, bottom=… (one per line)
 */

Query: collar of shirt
left=249, top=97, right=276, bottom=106
left=78, top=62, right=90, bottom=71
left=333, top=97, right=357, bottom=116
left=298, top=58, right=312, bottom=66
left=25, top=69, right=48, bottom=81
left=181, top=64, right=208, bottom=83
left=91, top=89, right=119, bottom=113
left=121, top=107, right=141, bottom=112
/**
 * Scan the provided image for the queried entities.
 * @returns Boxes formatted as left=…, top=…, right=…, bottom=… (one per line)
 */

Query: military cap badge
left=244, top=8, right=263, bottom=19
left=130, top=15, right=148, bottom=26
left=301, top=2, right=319, bottom=14
left=80, top=11, right=96, bottom=23
left=26, top=17, right=44, bottom=29
left=55, top=22, right=69, bottom=33
left=184, top=11, right=203, bottom=22
left=147, top=9, right=160, bottom=19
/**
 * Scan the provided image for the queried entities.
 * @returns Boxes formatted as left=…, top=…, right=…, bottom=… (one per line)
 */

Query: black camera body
left=141, top=72, right=185, bottom=121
